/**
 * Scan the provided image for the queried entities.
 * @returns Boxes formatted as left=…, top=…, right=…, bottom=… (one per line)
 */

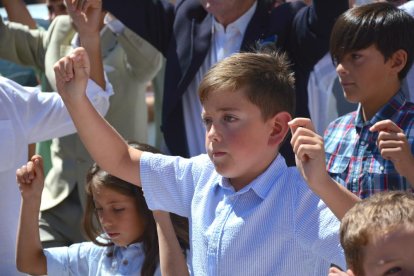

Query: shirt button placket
left=208, top=195, right=234, bottom=276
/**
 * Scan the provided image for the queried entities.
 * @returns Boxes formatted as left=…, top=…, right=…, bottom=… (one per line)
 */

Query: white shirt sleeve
left=104, top=13, right=125, bottom=35
left=400, top=1, right=414, bottom=16
left=307, top=53, right=339, bottom=135
left=2, top=76, right=113, bottom=144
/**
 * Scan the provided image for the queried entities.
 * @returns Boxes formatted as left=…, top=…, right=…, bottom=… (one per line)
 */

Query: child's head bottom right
left=340, top=191, right=414, bottom=276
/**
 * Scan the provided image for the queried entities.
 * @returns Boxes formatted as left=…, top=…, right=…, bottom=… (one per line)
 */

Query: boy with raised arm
left=57, top=49, right=349, bottom=275
left=290, top=3, right=414, bottom=208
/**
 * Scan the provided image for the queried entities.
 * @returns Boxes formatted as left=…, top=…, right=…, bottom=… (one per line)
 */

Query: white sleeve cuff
left=104, top=13, right=125, bottom=35
left=85, top=75, right=114, bottom=117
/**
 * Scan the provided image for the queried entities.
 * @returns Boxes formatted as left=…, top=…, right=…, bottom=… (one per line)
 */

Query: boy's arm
left=153, top=211, right=190, bottom=276
left=2, top=0, right=37, bottom=29
left=371, top=120, right=414, bottom=187
left=289, top=118, right=360, bottom=220
left=55, top=44, right=142, bottom=187
left=15, top=155, right=47, bottom=275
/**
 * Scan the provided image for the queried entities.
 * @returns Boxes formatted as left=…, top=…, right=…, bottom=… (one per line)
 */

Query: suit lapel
left=241, top=0, right=270, bottom=52
left=177, top=11, right=212, bottom=93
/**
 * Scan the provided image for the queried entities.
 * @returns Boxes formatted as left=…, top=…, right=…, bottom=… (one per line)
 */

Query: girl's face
left=92, top=184, right=146, bottom=247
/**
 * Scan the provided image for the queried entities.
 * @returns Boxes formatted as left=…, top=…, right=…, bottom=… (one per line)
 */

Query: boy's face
left=362, top=226, right=414, bottom=275
left=335, top=45, right=397, bottom=112
left=202, top=87, right=278, bottom=190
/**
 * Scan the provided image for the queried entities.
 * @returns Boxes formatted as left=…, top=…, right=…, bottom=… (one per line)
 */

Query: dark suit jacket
left=103, top=0, right=348, bottom=165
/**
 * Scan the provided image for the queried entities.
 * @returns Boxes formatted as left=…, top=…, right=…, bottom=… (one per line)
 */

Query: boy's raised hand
left=370, top=119, right=414, bottom=179
left=54, top=47, right=90, bottom=102
left=290, top=118, right=361, bottom=219
left=16, top=155, right=44, bottom=201
left=289, top=118, right=329, bottom=190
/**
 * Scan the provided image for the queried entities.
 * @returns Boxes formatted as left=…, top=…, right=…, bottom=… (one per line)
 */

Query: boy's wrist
left=308, top=171, right=332, bottom=195
left=79, top=33, right=101, bottom=45
left=21, top=196, right=42, bottom=209
left=63, top=93, right=89, bottom=106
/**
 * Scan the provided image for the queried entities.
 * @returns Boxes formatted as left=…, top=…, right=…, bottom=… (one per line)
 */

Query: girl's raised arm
left=153, top=211, right=190, bottom=276
left=15, top=155, right=47, bottom=275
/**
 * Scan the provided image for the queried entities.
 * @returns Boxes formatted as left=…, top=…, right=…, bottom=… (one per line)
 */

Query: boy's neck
left=361, top=84, right=401, bottom=121
left=229, top=153, right=278, bottom=192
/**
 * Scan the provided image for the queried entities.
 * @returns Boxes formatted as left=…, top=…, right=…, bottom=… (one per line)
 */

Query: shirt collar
left=106, top=241, right=144, bottom=257
left=217, top=154, right=287, bottom=200
left=212, top=1, right=257, bottom=36
left=355, top=90, right=407, bottom=129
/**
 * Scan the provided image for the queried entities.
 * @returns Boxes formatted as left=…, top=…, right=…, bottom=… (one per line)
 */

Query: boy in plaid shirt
left=290, top=2, right=414, bottom=202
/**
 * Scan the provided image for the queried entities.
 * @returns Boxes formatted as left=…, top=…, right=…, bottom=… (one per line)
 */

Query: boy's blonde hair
left=199, top=50, right=295, bottom=119
left=340, top=191, right=414, bottom=275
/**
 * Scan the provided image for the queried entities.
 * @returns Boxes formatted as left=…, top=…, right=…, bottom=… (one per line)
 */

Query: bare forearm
left=79, top=34, right=106, bottom=89
left=16, top=199, right=46, bottom=275
left=309, top=174, right=360, bottom=220
left=153, top=211, right=189, bottom=276
left=2, top=0, right=37, bottom=29
left=63, top=96, right=141, bottom=185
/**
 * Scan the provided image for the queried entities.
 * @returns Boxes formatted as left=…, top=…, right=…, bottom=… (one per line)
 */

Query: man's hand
left=16, top=155, right=44, bottom=201
left=370, top=119, right=414, bottom=179
left=65, top=0, right=103, bottom=36
left=54, top=47, right=90, bottom=102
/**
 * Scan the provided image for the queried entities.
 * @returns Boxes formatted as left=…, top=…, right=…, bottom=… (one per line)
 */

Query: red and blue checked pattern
left=324, top=91, right=414, bottom=199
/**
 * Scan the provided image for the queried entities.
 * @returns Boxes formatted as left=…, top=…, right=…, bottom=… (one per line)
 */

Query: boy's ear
left=268, top=111, right=292, bottom=146
left=389, top=49, right=407, bottom=75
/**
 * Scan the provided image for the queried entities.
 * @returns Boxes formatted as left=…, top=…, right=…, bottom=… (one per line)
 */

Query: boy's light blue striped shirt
left=141, top=153, right=345, bottom=275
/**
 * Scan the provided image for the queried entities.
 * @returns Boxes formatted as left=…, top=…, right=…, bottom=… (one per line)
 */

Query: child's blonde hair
left=340, top=191, right=414, bottom=275
left=199, top=50, right=295, bottom=119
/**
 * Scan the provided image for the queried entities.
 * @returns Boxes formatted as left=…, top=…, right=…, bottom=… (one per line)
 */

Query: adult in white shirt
left=0, top=47, right=112, bottom=275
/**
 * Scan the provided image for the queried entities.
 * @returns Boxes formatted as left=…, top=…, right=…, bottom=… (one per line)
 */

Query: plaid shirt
left=324, top=91, right=414, bottom=199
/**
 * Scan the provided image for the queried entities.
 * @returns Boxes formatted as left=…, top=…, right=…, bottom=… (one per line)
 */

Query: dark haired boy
left=291, top=3, right=414, bottom=205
